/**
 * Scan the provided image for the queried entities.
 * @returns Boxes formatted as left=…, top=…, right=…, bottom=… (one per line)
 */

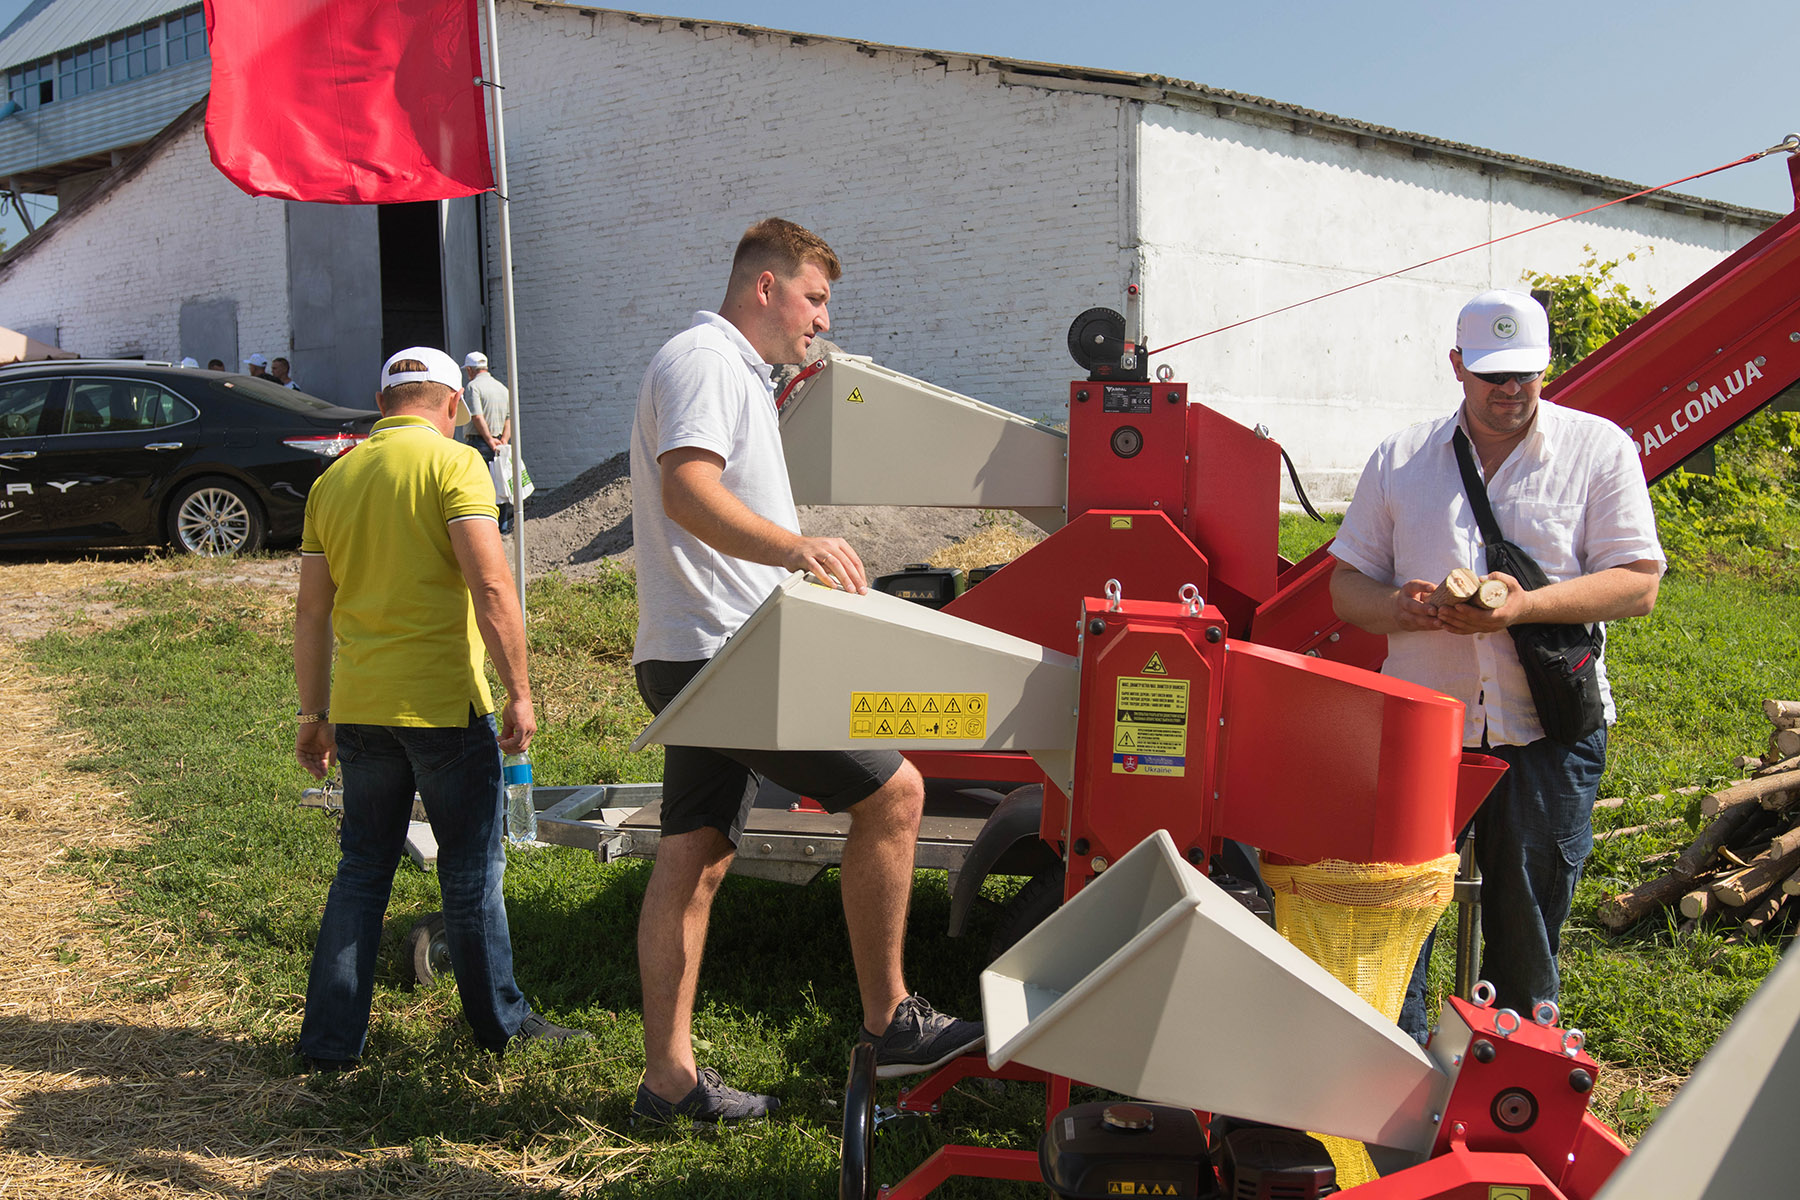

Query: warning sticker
left=1141, top=652, right=1167, bottom=675
left=1113, top=676, right=1189, bottom=777
left=851, top=693, right=989, bottom=740
left=844, top=387, right=865, bottom=404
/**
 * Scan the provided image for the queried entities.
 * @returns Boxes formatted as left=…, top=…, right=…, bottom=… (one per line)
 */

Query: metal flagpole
left=480, top=0, right=527, bottom=619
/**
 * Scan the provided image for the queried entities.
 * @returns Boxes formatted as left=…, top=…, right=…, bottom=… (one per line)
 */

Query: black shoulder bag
left=1452, top=427, right=1605, bottom=746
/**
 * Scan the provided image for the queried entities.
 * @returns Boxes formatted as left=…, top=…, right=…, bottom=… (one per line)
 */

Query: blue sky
left=3, top=0, right=1794, bottom=249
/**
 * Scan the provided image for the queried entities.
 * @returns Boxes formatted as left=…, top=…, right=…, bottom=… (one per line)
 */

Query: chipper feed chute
left=778, top=353, right=1069, bottom=532
left=981, top=829, right=1448, bottom=1154
left=630, top=573, right=1078, bottom=781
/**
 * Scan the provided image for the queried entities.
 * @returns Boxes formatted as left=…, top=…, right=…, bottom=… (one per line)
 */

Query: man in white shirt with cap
left=1329, top=290, right=1664, bottom=1042
left=462, top=351, right=514, bottom=532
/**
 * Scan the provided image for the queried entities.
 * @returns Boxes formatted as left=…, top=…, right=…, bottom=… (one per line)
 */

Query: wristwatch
left=296, top=710, right=330, bottom=724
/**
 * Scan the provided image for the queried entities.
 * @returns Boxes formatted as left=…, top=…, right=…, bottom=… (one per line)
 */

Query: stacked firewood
left=1597, top=699, right=1800, bottom=941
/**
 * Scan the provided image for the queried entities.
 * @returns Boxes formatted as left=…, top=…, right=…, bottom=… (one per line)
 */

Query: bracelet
left=296, top=710, right=330, bottom=724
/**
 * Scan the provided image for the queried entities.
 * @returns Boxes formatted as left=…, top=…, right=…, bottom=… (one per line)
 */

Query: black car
left=0, top=360, right=378, bottom=555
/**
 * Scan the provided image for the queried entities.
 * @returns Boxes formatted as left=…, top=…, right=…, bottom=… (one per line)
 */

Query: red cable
left=1145, top=149, right=1773, bottom=357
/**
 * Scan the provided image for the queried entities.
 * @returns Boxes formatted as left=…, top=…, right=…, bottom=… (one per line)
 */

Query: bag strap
left=1452, top=425, right=1507, bottom=545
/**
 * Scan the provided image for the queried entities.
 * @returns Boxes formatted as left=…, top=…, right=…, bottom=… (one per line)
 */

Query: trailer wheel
left=406, top=912, right=452, bottom=986
left=987, top=862, right=1065, bottom=961
left=839, top=1039, right=878, bottom=1200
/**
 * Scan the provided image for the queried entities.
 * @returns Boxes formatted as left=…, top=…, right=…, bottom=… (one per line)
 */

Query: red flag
left=204, top=0, right=493, bottom=204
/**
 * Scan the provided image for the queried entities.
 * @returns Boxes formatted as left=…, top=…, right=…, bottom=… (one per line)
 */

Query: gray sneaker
left=632, top=1067, right=779, bottom=1127
left=859, top=995, right=985, bottom=1079
left=512, top=1011, right=593, bottom=1047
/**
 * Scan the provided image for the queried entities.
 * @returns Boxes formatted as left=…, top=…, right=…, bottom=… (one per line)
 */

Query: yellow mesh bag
left=1259, top=852, right=1460, bottom=1190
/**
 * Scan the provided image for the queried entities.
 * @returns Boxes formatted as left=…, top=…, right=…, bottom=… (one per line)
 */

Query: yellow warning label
left=1112, top=676, right=1189, bottom=777
left=1109, top=516, right=1133, bottom=530
left=850, top=693, right=989, bottom=740
left=1141, top=652, right=1167, bottom=675
left=1106, top=1183, right=1181, bottom=1196
left=1487, top=1188, right=1530, bottom=1200
left=845, top=387, right=865, bottom=403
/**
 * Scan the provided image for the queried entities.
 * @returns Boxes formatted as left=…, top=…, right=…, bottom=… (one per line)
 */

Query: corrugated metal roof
left=0, top=0, right=190, bottom=72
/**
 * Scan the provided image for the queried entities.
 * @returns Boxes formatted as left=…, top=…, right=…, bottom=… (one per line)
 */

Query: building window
left=164, top=10, right=207, bottom=66
left=5, top=4, right=205, bottom=110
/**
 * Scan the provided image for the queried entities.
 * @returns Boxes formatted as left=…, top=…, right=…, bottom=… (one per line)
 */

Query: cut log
left=1595, top=796, right=1627, bottom=810
left=1427, top=568, right=1481, bottom=607
left=1735, top=755, right=1766, bottom=772
left=1784, top=873, right=1800, bottom=897
left=1773, top=728, right=1800, bottom=761
left=1679, top=886, right=1717, bottom=920
left=1696, top=772, right=1800, bottom=817
left=1763, top=699, right=1800, bottom=724
left=1598, top=801, right=1764, bottom=931
left=1475, top=579, right=1509, bottom=610
left=1753, top=754, right=1800, bottom=780
left=1639, top=850, right=1679, bottom=870
left=1711, top=826, right=1800, bottom=907
left=1741, top=890, right=1786, bottom=938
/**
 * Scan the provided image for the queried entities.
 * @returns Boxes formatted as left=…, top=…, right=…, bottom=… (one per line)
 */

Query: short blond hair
left=729, top=218, right=840, bottom=291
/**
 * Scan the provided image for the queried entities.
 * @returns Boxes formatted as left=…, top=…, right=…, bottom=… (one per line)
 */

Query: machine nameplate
left=1102, top=385, right=1152, bottom=414
left=850, top=692, right=988, bottom=740
left=1113, top=677, right=1189, bottom=776
left=1486, top=1189, right=1529, bottom=1200
left=1109, top=516, right=1133, bottom=530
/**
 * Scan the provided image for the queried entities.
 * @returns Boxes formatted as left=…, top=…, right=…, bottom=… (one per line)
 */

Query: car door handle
left=145, top=442, right=184, bottom=451
left=0, top=451, right=35, bottom=459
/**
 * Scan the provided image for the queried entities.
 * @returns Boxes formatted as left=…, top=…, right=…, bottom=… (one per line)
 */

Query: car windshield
left=209, top=375, right=354, bottom=413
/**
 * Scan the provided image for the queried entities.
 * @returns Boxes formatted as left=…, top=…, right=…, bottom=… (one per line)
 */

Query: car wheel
left=167, top=478, right=265, bottom=556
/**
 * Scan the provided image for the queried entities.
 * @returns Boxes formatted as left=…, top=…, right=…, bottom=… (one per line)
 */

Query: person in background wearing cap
left=291, top=347, right=587, bottom=1070
left=179, top=357, right=199, bottom=369
left=1329, top=290, right=1664, bottom=1042
left=271, top=356, right=300, bottom=390
left=244, top=352, right=271, bottom=379
left=461, top=351, right=514, bottom=532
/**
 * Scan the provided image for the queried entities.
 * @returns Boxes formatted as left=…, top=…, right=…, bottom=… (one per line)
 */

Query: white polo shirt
left=1332, top=398, right=1665, bottom=747
left=630, top=311, right=799, bottom=663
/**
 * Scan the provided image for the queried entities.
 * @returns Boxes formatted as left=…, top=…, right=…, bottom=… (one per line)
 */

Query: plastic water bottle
left=503, top=751, right=537, bottom=845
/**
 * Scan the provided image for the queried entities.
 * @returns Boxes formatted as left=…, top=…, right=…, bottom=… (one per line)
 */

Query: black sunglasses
left=1471, top=368, right=1543, bottom=386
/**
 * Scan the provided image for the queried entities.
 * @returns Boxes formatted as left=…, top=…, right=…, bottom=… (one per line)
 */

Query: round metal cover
left=1101, top=1103, right=1156, bottom=1132
left=1068, top=307, right=1127, bottom=371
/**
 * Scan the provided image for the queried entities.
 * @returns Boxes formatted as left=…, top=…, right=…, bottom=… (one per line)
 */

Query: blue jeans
left=299, top=710, right=529, bottom=1059
left=1399, top=726, right=1607, bottom=1043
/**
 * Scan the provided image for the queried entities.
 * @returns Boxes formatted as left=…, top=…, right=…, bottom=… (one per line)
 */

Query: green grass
left=22, top=527, right=1800, bottom=1187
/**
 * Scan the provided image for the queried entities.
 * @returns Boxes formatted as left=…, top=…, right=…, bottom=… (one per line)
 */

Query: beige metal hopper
left=0, top=325, right=76, bottom=364
left=780, top=354, right=1068, bottom=532
left=631, top=573, right=1078, bottom=771
left=1592, top=940, right=1800, bottom=1200
left=981, top=830, right=1450, bottom=1154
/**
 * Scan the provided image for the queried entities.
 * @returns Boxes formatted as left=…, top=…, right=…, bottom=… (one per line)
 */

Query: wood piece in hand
left=1426, top=568, right=1480, bottom=607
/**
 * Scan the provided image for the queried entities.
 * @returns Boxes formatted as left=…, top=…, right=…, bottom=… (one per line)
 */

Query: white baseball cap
left=179, top=356, right=199, bottom=369
left=463, top=351, right=488, bottom=369
left=380, top=346, right=472, bottom=425
left=244, top=352, right=270, bottom=368
left=1456, top=291, right=1551, bottom=375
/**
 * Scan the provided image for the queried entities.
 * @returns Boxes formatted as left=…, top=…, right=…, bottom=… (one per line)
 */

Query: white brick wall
left=486, top=4, right=1128, bottom=486
left=1136, top=108, right=1763, bottom=501
left=0, top=119, right=290, bottom=364
left=0, top=2, right=1770, bottom=499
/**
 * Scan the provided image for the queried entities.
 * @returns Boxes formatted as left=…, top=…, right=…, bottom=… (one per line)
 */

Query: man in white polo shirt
left=1330, top=291, right=1663, bottom=1041
left=627, top=218, right=981, bottom=1127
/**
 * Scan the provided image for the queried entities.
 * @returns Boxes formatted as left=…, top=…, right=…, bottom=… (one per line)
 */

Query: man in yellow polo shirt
left=292, top=346, right=583, bottom=1069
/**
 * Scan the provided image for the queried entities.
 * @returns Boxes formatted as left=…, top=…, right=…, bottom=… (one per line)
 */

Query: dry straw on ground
left=0, top=556, right=641, bottom=1197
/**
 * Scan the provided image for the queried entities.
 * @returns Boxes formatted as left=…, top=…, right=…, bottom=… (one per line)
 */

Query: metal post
left=480, top=0, right=527, bottom=620
left=1453, top=832, right=1482, bottom=999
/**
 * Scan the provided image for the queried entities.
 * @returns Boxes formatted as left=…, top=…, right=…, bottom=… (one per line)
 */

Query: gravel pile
left=519, top=451, right=993, bottom=581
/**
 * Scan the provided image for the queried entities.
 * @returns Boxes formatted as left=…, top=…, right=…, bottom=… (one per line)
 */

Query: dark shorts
left=635, top=658, right=905, bottom=845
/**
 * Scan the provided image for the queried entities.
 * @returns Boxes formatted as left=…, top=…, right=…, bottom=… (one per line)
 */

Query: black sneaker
left=632, top=1067, right=779, bottom=1127
left=513, top=1011, right=593, bottom=1046
left=858, top=995, right=984, bottom=1078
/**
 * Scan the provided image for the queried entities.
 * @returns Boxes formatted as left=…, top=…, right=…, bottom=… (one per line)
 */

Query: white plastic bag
left=488, top=444, right=535, bottom=503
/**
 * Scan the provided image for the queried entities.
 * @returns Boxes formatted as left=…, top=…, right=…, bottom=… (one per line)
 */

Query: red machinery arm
left=1545, top=154, right=1800, bottom=483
